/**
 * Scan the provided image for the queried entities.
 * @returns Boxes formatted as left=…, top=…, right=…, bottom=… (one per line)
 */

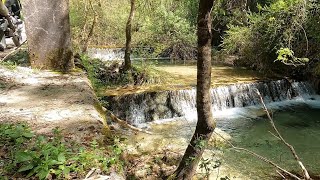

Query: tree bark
left=22, top=0, right=74, bottom=72
left=81, top=0, right=97, bottom=53
left=171, top=1, right=215, bottom=179
left=124, top=0, right=136, bottom=71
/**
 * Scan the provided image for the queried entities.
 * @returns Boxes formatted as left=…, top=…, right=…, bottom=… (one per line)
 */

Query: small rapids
left=118, top=88, right=320, bottom=179
left=103, top=80, right=317, bottom=125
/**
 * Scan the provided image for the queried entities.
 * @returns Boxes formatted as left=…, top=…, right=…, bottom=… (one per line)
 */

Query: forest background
left=70, top=0, right=320, bottom=78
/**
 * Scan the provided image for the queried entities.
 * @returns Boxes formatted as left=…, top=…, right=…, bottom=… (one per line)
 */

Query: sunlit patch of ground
left=102, top=65, right=268, bottom=96
left=157, top=65, right=264, bottom=86
left=0, top=66, right=106, bottom=137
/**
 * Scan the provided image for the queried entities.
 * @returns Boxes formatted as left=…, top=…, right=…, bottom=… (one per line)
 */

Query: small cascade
left=291, top=81, right=316, bottom=98
left=102, top=80, right=317, bottom=125
left=210, top=80, right=294, bottom=111
left=88, top=48, right=125, bottom=61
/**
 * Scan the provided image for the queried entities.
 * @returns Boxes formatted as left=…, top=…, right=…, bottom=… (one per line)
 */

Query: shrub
left=222, top=0, right=320, bottom=75
left=0, top=123, right=123, bottom=179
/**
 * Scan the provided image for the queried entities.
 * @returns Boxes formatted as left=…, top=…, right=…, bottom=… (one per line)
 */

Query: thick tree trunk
left=124, top=0, right=136, bottom=71
left=22, top=0, right=74, bottom=72
left=171, top=1, right=215, bottom=179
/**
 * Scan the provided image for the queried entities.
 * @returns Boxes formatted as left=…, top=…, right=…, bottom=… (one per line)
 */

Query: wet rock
left=103, top=80, right=316, bottom=124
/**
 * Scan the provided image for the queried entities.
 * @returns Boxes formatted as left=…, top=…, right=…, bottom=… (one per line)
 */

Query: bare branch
left=213, top=131, right=302, bottom=180
left=255, top=90, right=311, bottom=180
left=268, top=131, right=281, bottom=141
left=1, top=40, right=27, bottom=61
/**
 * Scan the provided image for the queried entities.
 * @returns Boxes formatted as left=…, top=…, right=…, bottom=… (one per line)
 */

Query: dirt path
left=0, top=66, right=106, bottom=140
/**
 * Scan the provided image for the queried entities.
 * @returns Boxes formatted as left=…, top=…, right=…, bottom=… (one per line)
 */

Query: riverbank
left=0, top=66, right=105, bottom=136
left=0, top=65, right=126, bottom=179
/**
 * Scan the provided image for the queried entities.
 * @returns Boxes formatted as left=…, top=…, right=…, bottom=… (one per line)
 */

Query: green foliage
left=276, top=48, right=309, bottom=66
left=0, top=50, right=30, bottom=70
left=313, top=62, right=320, bottom=77
left=131, top=60, right=166, bottom=84
left=136, top=0, right=196, bottom=54
left=199, top=155, right=221, bottom=178
left=194, top=138, right=207, bottom=150
left=0, top=61, right=17, bottom=70
left=70, top=0, right=129, bottom=50
left=80, top=55, right=165, bottom=90
left=222, top=0, right=319, bottom=75
left=0, top=123, right=123, bottom=179
left=0, top=123, right=33, bottom=147
left=70, top=0, right=197, bottom=56
left=80, top=55, right=105, bottom=89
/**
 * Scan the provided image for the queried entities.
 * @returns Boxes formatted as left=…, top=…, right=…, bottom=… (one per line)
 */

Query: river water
left=125, top=96, right=320, bottom=179
left=222, top=102, right=320, bottom=179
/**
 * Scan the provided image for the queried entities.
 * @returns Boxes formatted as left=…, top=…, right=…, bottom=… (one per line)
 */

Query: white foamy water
left=105, top=80, right=319, bottom=125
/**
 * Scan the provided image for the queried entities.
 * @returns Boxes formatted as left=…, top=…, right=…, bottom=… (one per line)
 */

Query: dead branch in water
left=104, top=109, right=153, bottom=135
left=213, top=131, right=302, bottom=180
left=256, top=90, right=311, bottom=180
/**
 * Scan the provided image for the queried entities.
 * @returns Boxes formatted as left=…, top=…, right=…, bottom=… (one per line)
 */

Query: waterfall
left=88, top=48, right=125, bottom=61
left=103, top=80, right=317, bottom=125
left=87, top=48, right=169, bottom=62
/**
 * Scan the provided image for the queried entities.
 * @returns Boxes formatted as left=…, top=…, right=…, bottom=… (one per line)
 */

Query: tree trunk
left=171, top=0, right=215, bottom=179
left=124, top=0, right=136, bottom=71
left=22, top=0, right=74, bottom=72
left=81, top=0, right=97, bottom=53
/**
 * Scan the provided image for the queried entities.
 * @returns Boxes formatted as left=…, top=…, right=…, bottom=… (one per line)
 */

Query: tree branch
left=213, top=131, right=302, bottom=180
left=255, top=90, right=310, bottom=180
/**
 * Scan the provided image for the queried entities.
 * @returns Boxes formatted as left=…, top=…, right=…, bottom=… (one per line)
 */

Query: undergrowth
left=80, top=55, right=167, bottom=91
left=0, top=123, right=123, bottom=180
left=0, top=50, right=30, bottom=70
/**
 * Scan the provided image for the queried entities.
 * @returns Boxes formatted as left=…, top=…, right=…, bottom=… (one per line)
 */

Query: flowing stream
left=223, top=104, right=320, bottom=179
left=104, top=80, right=316, bottom=125
left=104, top=80, right=320, bottom=179
left=123, top=96, right=320, bottom=179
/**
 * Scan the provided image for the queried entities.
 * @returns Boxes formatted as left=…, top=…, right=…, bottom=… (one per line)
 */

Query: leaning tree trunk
left=124, top=0, right=136, bottom=71
left=22, top=0, right=74, bottom=72
left=171, top=0, right=215, bottom=179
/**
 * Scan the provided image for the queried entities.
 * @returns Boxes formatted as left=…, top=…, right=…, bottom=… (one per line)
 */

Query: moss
left=29, top=48, right=74, bottom=72
left=88, top=78, right=112, bottom=140
left=48, top=48, right=74, bottom=72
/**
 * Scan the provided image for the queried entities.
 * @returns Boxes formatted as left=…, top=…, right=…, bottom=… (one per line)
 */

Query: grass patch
left=0, top=123, right=123, bottom=179
left=0, top=50, right=30, bottom=69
